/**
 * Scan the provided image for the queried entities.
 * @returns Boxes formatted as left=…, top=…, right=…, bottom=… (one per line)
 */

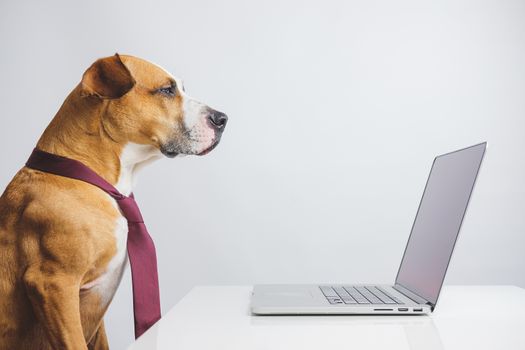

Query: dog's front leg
left=88, top=321, right=109, bottom=350
left=24, top=265, right=88, bottom=350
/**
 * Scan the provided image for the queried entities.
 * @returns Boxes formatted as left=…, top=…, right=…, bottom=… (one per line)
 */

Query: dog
left=0, top=54, right=227, bottom=349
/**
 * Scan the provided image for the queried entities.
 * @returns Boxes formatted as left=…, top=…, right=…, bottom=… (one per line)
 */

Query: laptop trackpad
left=255, top=285, right=316, bottom=300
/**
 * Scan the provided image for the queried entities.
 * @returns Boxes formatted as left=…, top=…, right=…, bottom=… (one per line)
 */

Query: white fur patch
left=115, top=143, right=163, bottom=196
left=180, top=89, right=216, bottom=154
left=181, top=94, right=206, bottom=130
left=80, top=214, right=128, bottom=304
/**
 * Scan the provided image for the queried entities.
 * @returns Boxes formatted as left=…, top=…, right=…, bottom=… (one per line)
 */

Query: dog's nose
left=208, top=110, right=228, bottom=129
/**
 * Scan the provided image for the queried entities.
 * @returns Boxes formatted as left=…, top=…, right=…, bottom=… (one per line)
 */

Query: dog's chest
left=80, top=143, right=161, bottom=304
left=81, top=211, right=128, bottom=304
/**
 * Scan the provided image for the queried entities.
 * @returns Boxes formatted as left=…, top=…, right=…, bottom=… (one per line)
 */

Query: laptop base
left=251, top=284, right=431, bottom=315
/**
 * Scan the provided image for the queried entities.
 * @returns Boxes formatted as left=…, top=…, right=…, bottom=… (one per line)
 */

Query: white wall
left=1, top=0, right=524, bottom=348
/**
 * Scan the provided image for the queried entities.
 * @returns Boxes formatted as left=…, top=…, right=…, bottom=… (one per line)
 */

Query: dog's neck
left=114, top=143, right=162, bottom=195
left=36, top=86, right=162, bottom=196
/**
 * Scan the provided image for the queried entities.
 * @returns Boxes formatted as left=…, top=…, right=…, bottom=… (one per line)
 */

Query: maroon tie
left=25, top=148, right=161, bottom=339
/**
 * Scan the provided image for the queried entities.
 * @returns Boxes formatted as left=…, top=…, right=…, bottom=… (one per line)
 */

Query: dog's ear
left=81, top=53, right=136, bottom=99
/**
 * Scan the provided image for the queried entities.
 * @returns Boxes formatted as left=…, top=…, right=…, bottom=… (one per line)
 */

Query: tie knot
left=116, top=196, right=144, bottom=223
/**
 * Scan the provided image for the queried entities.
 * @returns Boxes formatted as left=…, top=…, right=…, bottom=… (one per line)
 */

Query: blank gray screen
left=395, top=143, right=485, bottom=305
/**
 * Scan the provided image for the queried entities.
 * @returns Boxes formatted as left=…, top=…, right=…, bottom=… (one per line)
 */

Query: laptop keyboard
left=320, top=286, right=404, bottom=305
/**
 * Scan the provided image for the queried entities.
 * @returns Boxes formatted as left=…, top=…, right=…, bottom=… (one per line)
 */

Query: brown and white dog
left=0, top=54, right=227, bottom=349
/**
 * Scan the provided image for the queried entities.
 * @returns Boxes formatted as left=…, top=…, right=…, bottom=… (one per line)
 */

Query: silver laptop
left=251, top=142, right=486, bottom=315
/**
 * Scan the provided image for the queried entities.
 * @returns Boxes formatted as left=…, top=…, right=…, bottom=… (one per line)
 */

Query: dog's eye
left=158, top=86, right=176, bottom=96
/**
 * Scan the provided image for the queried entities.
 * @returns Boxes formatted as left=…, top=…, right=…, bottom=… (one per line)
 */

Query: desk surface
left=128, top=286, right=525, bottom=350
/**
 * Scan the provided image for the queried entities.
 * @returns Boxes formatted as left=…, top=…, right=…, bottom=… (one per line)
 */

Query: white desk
left=128, top=286, right=525, bottom=350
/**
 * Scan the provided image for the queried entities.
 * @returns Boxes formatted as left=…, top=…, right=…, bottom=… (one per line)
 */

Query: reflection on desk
left=250, top=314, right=443, bottom=350
left=129, top=286, right=525, bottom=350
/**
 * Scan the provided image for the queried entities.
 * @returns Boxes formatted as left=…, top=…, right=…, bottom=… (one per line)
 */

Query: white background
left=1, top=0, right=524, bottom=348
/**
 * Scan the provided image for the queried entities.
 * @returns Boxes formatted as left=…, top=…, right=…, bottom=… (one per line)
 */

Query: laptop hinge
left=393, top=284, right=435, bottom=311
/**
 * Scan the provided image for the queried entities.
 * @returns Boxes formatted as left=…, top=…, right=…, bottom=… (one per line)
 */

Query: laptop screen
left=395, top=143, right=486, bottom=305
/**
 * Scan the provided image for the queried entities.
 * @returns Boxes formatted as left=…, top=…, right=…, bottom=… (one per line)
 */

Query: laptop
left=251, top=142, right=486, bottom=315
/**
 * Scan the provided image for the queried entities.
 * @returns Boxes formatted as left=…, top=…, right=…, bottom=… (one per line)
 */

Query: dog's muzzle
left=197, top=109, right=227, bottom=156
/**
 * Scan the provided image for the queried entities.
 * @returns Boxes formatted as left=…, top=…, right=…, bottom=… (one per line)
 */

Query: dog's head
left=80, top=54, right=227, bottom=157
